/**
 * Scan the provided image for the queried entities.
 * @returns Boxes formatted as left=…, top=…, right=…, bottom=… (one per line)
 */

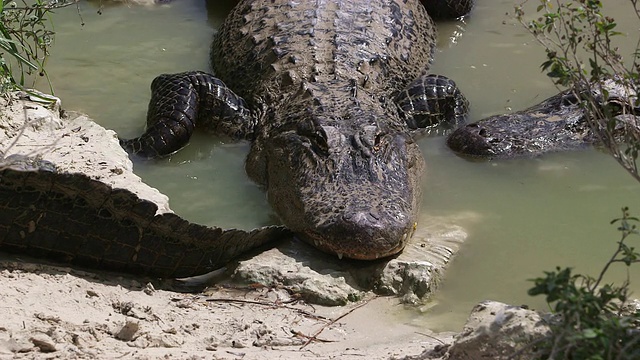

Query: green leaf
left=0, top=37, right=38, bottom=70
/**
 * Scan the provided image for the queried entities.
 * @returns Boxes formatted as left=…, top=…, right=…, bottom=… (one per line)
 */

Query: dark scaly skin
left=0, top=158, right=289, bottom=278
left=121, top=0, right=472, bottom=261
left=447, top=80, right=637, bottom=159
left=421, top=0, right=475, bottom=19
left=121, top=72, right=253, bottom=158
left=395, top=74, right=469, bottom=135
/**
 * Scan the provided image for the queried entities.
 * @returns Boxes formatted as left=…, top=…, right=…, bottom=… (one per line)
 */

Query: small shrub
left=527, top=207, right=640, bottom=359
left=516, top=0, right=640, bottom=182
left=515, top=4, right=640, bottom=355
left=0, top=0, right=78, bottom=94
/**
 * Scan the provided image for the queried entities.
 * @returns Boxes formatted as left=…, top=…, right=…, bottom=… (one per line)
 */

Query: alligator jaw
left=299, top=225, right=413, bottom=261
left=272, top=166, right=422, bottom=261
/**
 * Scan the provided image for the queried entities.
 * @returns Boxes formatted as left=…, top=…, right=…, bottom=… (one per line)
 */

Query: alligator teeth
left=337, top=253, right=343, bottom=260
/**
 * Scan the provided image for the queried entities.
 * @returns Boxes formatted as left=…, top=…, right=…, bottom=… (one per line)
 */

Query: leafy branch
left=513, top=2, right=640, bottom=358
left=0, top=0, right=79, bottom=94
left=516, top=0, right=640, bottom=183
left=527, top=208, right=640, bottom=359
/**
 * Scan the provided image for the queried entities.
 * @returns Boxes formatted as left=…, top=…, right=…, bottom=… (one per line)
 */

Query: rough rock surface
left=1, top=256, right=463, bottom=359
left=444, top=300, right=551, bottom=359
left=229, top=219, right=469, bottom=306
left=391, top=301, right=553, bottom=360
left=0, top=91, right=170, bottom=213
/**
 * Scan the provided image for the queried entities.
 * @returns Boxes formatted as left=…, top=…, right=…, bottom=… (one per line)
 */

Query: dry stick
left=218, top=282, right=310, bottom=307
left=201, top=297, right=328, bottom=321
left=299, top=297, right=375, bottom=350
left=415, top=331, right=446, bottom=345
left=291, top=330, right=335, bottom=343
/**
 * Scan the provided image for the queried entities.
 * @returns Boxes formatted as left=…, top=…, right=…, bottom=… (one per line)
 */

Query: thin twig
left=201, top=297, right=328, bottom=321
left=415, top=331, right=446, bottom=345
left=291, top=330, right=335, bottom=343
left=3, top=0, right=80, bottom=11
left=299, top=297, right=375, bottom=350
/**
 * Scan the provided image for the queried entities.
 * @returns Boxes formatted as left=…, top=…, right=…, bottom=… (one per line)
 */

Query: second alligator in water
left=447, top=79, right=639, bottom=159
left=121, top=0, right=472, bottom=261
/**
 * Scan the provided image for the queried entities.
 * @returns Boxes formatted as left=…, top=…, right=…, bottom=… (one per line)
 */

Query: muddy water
left=40, top=0, right=640, bottom=330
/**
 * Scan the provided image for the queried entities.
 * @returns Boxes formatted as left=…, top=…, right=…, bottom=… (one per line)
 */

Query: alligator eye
left=373, top=133, right=385, bottom=151
left=561, top=93, right=580, bottom=106
left=297, top=121, right=329, bottom=155
left=605, top=100, right=624, bottom=116
left=313, top=129, right=329, bottom=154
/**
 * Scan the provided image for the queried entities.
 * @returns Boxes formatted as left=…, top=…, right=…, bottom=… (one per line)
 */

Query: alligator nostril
left=478, top=128, right=487, bottom=137
left=342, top=211, right=380, bottom=228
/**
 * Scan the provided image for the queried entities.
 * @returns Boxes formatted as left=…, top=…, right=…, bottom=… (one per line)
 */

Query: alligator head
left=447, top=80, right=638, bottom=159
left=247, top=104, right=424, bottom=260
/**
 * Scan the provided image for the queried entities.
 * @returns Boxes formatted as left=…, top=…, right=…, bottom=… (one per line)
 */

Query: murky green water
left=39, top=0, right=640, bottom=330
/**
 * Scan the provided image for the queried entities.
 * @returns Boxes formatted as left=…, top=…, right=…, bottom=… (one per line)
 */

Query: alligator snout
left=300, top=208, right=413, bottom=261
left=447, top=123, right=497, bottom=157
left=342, top=210, right=381, bottom=229
left=339, top=210, right=394, bottom=247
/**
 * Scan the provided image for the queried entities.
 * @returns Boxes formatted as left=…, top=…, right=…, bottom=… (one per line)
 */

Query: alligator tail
left=0, top=165, right=290, bottom=278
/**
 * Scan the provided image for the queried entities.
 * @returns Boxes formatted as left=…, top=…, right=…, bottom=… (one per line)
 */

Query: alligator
left=0, top=0, right=472, bottom=278
left=120, top=0, right=471, bottom=263
left=447, top=79, right=639, bottom=159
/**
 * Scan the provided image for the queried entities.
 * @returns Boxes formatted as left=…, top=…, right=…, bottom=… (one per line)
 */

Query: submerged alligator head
left=247, top=102, right=425, bottom=260
left=447, top=79, right=639, bottom=159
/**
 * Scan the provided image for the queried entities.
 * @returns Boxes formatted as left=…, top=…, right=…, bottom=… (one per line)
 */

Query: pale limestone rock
left=231, top=220, right=469, bottom=305
left=0, top=91, right=172, bottom=215
left=445, top=300, right=551, bottom=360
left=30, top=333, right=57, bottom=352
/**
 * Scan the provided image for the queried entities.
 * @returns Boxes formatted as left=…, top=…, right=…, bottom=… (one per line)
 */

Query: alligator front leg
left=420, top=0, right=475, bottom=19
left=120, top=71, right=253, bottom=159
left=395, top=74, right=469, bottom=136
